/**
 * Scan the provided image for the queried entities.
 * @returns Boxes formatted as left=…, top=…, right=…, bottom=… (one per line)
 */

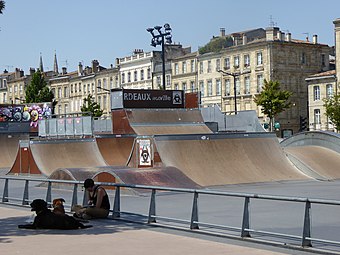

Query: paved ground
left=0, top=205, right=304, bottom=255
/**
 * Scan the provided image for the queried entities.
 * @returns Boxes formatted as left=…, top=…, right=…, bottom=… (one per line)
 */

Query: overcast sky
left=1, top=0, right=339, bottom=73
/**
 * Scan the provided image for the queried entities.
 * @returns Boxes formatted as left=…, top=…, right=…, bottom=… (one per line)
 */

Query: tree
left=253, top=79, right=292, bottom=131
left=199, top=36, right=233, bottom=54
left=81, top=94, right=103, bottom=117
left=324, top=94, right=340, bottom=132
left=25, top=70, right=55, bottom=103
left=0, top=1, right=5, bottom=14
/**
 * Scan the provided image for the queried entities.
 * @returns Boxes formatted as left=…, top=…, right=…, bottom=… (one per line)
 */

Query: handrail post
left=22, top=180, right=29, bottom=205
left=71, top=183, right=78, bottom=207
left=302, top=200, right=312, bottom=247
left=82, top=186, right=88, bottom=206
left=241, top=197, right=251, bottom=237
left=112, top=186, right=120, bottom=219
left=148, top=189, right=156, bottom=223
left=190, top=191, right=199, bottom=229
left=2, top=178, right=9, bottom=202
left=45, top=181, right=52, bottom=206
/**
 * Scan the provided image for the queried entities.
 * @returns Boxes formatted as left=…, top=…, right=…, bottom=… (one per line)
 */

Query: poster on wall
left=0, top=103, right=52, bottom=127
left=138, top=139, right=152, bottom=167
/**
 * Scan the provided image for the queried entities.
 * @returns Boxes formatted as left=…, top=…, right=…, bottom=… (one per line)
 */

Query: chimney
left=286, top=33, right=292, bottom=42
left=29, top=68, right=35, bottom=75
left=220, top=28, right=226, bottom=37
left=92, top=60, right=99, bottom=73
left=312, top=34, right=318, bottom=44
left=277, top=31, right=282, bottom=41
left=78, top=62, right=83, bottom=76
left=62, top=67, right=67, bottom=75
left=266, top=27, right=279, bottom=41
left=243, top=34, right=247, bottom=45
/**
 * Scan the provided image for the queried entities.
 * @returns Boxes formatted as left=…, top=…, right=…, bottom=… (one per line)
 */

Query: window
left=236, top=78, right=240, bottom=95
left=87, top=84, right=90, bottom=94
left=182, top=61, right=186, bottom=73
left=225, top=79, right=230, bottom=96
left=321, top=54, right=326, bottom=67
left=224, top=57, right=230, bottom=69
left=175, top=63, right=179, bottom=74
left=58, top=88, right=62, bottom=98
left=216, top=59, right=220, bottom=71
left=147, top=68, right=151, bottom=79
left=110, top=77, right=113, bottom=88
left=174, top=83, right=179, bottom=90
left=20, top=84, right=23, bottom=92
left=127, top=72, right=131, bottom=82
left=301, top=52, right=306, bottom=64
left=257, top=74, right=263, bottom=92
left=122, top=73, right=125, bottom=84
left=326, top=84, right=333, bottom=98
left=14, top=85, right=17, bottom=92
left=103, top=95, right=107, bottom=109
left=257, top=52, right=263, bottom=65
left=58, top=105, right=62, bottom=114
left=98, top=80, right=101, bottom=89
left=199, top=62, right=204, bottom=74
left=190, top=81, right=195, bottom=92
left=9, top=86, right=12, bottom=93
left=140, top=70, right=144, bottom=81
left=207, top=80, right=212, bottom=96
left=244, top=54, right=250, bottom=67
left=216, top=79, right=221, bottom=96
left=64, top=104, right=68, bottom=114
left=166, top=75, right=171, bottom=87
left=71, top=84, right=73, bottom=94
left=3, top=92, right=6, bottom=103
left=134, top=71, right=138, bottom=82
left=156, top=76, right=161, bottom=87
left=207, top=61, right=212, bottom=73
left=98, top=96, right=101, bottom=105
left=103, top=78, right=107, bottom=89
left=313, top=86, right=320, bottom=101
left=314, top=109, right=321, bottom=124
left=92, top=83, right=95, bottom=93
left=64, top=87, right=68, bottom=98
left=182, top=82, right=187, bottom=91
left=83, top=84, right=86, bottom=94
left=245, top=76, right=250, bottom=94
left=234, top=56, right=239, bottom=68
left=199, top=81, right=204, bottom=97
left=191, top=60, right=195, bottom=72
left=74, top=84, right=77, bottom=93
left=79, top=83, right=81, bottom=92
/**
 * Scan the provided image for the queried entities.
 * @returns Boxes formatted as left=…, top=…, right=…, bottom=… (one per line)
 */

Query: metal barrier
left=1, top=176, right=340, bottom=253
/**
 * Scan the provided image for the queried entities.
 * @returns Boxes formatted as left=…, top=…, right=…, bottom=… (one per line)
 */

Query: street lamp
left=96, top=86, right=110, bottom=93
left=147, top=23, right=172, bottom=90
left=218, top=70, right=242, bottom=115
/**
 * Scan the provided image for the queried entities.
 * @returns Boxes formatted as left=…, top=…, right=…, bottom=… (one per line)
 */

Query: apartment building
left=0, top=69, right=14, bottom=104
left=305, top=18, right=340, bottom=132
left=6, top=68, right=32, bottom=104
left=172, top=27, right=330, bottom=134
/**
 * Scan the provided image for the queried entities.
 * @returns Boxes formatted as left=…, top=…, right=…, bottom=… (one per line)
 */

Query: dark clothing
left=90, top=185, right=110, bottom=210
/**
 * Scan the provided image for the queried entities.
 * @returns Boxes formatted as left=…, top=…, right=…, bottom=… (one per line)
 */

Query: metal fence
left=1, top=176, right=340, bottom=253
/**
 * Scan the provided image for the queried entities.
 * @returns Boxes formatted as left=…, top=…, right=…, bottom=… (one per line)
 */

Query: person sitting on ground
left=72, top=179, right=110, bottom=220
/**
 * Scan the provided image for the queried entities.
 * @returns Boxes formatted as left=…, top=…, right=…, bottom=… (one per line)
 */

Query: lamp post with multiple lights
left=147, top=23, right=172, bottom=90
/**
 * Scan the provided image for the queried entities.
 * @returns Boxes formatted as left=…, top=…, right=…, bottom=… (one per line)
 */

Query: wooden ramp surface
left=284, top=146, right=340, bottom=180
left=154, top=134, right=309, bottom=186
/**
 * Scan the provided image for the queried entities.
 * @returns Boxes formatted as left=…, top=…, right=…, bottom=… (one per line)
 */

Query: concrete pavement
left=0, top=205, right=304, bottom=255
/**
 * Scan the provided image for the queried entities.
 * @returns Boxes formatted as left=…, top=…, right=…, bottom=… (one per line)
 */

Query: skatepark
left=1, top=89, right=340, bottom=254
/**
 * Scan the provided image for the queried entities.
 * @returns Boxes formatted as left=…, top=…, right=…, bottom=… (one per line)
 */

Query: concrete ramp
left=126, top=108, right=212, bottom=135
left=284, top=146, right=340, bottom=180
left=0, top=133, right=29, bottom=170
left=95, top=136, right=135, bottom=166
left=29, top=138, right=107, bottom=176
left=93, top=166, right=201, bottom=189
left=154, top=133, right=309, bottom=186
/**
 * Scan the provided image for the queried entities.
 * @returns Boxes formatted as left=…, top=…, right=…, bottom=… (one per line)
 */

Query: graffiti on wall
left=0, top=103, right=52, bottom=127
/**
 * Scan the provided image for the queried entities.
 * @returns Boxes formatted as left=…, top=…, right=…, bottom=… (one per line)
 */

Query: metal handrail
left=1, top=176, right=340, bottom=252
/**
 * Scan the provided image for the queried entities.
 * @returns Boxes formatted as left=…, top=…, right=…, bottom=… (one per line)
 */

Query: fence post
left=45, top=181, right=52, bottom=206
left=302, top=200, right=312, bottom=247
left=2, top=179, right=9, bottom=202
left=82, top=187, right=87, bottom=206
left=190, top=191, right=199, bottom=229
left=22, top=180, right=29, bottom=205
left=112, top=186, right=120, bottom=219
left=148, top=189, right=156, bottom=223
left=71, top=183, right=78, bottom=207
left=241, top=197, right=251, bottom=237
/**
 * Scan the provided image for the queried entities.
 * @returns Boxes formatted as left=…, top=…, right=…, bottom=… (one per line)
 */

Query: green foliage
left=323, top=94, right=340, bottom=132
left=0, top=1, right=5, bottom=14
left=253, top=79, right=292, bottom=131
left=81, top=94, right=103, bottom=117
left=25, top=70, right=55, bottom=103
left=199, top=36, right=233, bottom=54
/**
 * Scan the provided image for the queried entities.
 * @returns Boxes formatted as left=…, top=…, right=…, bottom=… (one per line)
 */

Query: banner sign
left=138, top=139, right=152, bottom=167
left=112, top=89, right=184, bottom=109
